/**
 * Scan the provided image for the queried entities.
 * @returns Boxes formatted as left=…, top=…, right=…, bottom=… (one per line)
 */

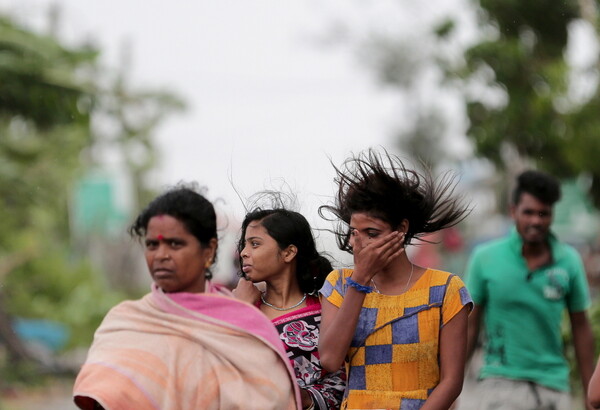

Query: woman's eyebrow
left=349, top=226, right=383, bottom=234
left=152, top=235, right=178, bottom=240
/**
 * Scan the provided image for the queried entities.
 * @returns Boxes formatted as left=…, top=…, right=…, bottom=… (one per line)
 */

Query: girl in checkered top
left=318, top=148, right=472, bottom=410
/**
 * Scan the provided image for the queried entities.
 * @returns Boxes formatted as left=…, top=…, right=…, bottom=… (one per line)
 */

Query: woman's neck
left=263, top=264, right=304, bottom=307
left=260, top=272, right=307, bottom=320
left=370, top=252, right=422, bottom=295
left=377, top=252, right=410, bottom=280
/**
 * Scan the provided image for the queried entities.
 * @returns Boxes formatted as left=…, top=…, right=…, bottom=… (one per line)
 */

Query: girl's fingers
left=382, top=231, right=404, bottom=247
left=377, top=231, right=403, bottom=254
left=353, top=230, right=364, bottom=254
left=356, top=231, right=406, bottom=269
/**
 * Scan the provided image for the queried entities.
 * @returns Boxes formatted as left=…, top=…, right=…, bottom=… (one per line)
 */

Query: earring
left=205, top=259, right=212, bottom=269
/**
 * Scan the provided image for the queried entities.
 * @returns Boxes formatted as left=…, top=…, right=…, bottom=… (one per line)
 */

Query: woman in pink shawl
left=234, top=208, right=347, bottom=410
left=73, top=184, right=300, bottom=410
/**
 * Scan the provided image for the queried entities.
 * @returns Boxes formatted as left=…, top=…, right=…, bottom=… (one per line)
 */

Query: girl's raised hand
left=352, top=231, right=405, bottom=284
left=232, top=277, right=262, bottom=305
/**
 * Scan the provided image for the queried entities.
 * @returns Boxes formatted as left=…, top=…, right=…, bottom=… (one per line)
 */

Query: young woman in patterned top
left=318, top=149, right=473, bottom=410
left=233, top=208, right=346, bottom=410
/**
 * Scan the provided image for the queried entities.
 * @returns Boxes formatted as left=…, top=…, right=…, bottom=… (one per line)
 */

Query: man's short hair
left=512, top=170, right=561, bottom=206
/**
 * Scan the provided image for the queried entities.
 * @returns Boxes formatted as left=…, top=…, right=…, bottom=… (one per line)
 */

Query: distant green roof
left=71, top=173, right=127, bottom=236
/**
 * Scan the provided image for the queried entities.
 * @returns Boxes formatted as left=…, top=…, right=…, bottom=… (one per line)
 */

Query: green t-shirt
left=466, top=228, right=590, bottom=391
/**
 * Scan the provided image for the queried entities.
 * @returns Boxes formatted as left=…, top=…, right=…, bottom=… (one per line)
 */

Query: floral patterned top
left=264, top=296, right=347, bottom=410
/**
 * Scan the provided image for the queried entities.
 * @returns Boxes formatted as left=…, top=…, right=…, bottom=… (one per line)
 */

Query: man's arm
left=569, top=310, right=595, bottom=410
left=589, top=358, right=600, bottom=408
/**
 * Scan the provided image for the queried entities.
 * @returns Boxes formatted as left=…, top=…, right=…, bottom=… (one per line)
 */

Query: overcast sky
left=5, top=1, right=404, bottom=214
left=2, top=0, right=476, bottom=273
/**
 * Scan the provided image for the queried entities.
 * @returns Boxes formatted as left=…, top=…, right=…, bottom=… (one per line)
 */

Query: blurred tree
left=449, top=0, right=600, bottom=204
left=98, top=49, right=186, bottom=211
left=342, top=1, right=600, bottom=208
left=0, top=12, right=184, bottom=377
left=76, top=50, right=185, bottom=291
left=0, top=16, right=96, bottom=366
left=326, top=2, right=475, bottom=170
left=0, top=16, right=96, bottom=128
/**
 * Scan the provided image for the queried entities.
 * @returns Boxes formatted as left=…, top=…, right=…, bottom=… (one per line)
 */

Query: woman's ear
left=205, top=238, right=218, bottom=262
left=282, top=245, right=298, bottom=263
left=398, top=219, right=409, bottom=235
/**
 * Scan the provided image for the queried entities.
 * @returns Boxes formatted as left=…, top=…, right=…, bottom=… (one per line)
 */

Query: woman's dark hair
left=319, top=148, right=470, bottom=253
left=237, top=209, right=332, bottom=294
left=512, top=170, right=561, bottom=206
left=129, top=184, right=218, bottom=268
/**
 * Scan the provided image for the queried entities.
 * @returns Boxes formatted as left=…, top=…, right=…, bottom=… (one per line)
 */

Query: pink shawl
left=73, top=283, right=300, bottom=409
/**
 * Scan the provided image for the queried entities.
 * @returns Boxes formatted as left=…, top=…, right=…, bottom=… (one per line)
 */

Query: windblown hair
left=238, top=209, right=332, bottom=294
left=319, top=148, right=470, bottom=253
left=512, top=170, right=561, bottom=206
left=129, top=183, right=218, bottom=269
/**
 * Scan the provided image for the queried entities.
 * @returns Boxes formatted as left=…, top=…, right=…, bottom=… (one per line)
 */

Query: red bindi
left=157, top=234, right=164, bottom=240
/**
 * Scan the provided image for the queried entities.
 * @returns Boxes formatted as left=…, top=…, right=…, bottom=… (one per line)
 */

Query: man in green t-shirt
left=465, top=170, right=595, bottom=410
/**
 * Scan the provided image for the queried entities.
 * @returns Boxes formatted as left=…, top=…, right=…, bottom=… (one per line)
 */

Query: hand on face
left=232, top=277, right=262, bottom=305
left=352, top=230, right=405, bottom=284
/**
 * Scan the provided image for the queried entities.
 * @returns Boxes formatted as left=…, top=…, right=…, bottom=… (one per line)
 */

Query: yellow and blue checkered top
left=319, top=268, right=472, bottom=410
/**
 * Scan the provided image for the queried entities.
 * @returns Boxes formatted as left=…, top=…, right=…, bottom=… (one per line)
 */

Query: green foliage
left=0, top=122, right=89, bottom=242
left=455, top=0, right=600, bottom=203
left=0, top=15, right=96, bottom=255
left=0, top=14, right=108, bottom=363
left=478, top=0, right=577, bottom=58
left=0, top=17, right=97, bottom=128
left=462, top=1, right=573, bottom=160
left=433, top=19, right=455, bottom=39
left=0, top=11, right=183, bottom=382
